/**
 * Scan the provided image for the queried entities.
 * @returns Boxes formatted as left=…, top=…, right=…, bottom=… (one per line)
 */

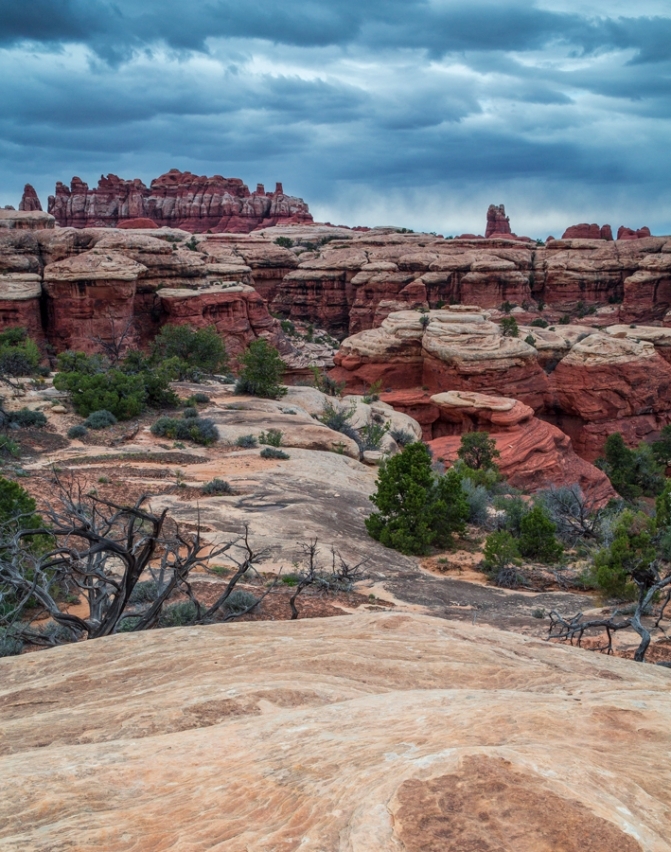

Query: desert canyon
left=1, top=177, right=671, bottom=851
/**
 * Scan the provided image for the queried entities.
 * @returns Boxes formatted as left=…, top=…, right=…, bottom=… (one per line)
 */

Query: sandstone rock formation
left=47, top=170, right=314, bottom=232
left=18, top=184, right=42, bottom=212
left=331, top=308, right=671, bottom=458
left=618, top=225, right=652, bottom=240
left=561, top=223, right=613, bottom=240
left=485, top=202, right=512, bottom=237
left=1, top=610, right=669, bottom=850
left=426, top=390, right=615, bottom=502
left=0, top=209, right=54, bottom=231
left=0, top=226, right=287, bottom=359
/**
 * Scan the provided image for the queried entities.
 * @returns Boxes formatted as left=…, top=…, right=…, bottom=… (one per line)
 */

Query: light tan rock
left=0, top=611, right=669, bottom=850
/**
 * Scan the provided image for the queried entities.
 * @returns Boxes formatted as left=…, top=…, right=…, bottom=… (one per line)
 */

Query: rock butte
left=0, top=611, right=669, bottom=851
left=37, top=170, right=313, bottom=232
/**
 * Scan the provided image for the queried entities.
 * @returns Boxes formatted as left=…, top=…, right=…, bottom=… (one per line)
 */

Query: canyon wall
left=41, top=170, right=313, bottom=232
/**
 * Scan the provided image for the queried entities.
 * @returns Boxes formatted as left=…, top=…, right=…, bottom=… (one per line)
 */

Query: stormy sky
left=1, top=0, right=669, bottom=236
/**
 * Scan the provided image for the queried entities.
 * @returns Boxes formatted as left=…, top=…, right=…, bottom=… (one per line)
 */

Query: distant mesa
left=33, top=169, right=313, bottom=233
left=561, top=222, right=651, bottom=241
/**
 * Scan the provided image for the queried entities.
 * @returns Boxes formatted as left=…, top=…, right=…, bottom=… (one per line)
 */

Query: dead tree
left=0, top=477, right=269, bottom=648
left=288, top=539, right=368, bottom=619
left=92, top=312, right=136, bottom=365
left=548, top=560, right=671, bottom=662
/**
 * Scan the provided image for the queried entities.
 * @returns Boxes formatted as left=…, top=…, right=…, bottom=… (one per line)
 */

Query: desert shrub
left=151, top=416, right=219, bottom=445
left=494, top=495, right=529, bottom=536
left=223, top=589, right=258, bottom=613
left=186, top=392, right=210, bottom=405
left=457, top=431, right=500, bottom=471
left=54, top=368, right=146, bottom=419
left=202, top=479, right=233, bottom=495
left=0, top=435, right=20, bottom=458
left=0, top=328, right=41, bottom=377
left=518, top=506, right=563, bottom=563
left=419, top=313, right=431, bottom=329
left=158, top=600, right=198, bottom=627
left=84, top=410, right=117, bottom=430
left=536, top=484, right=601, bottom=545
left=129, top=579, right=162, bottom=604
left=530, top=318, right=548, bottom=328
left=280, top=319, right=296, bottom=336
left=482, top=530, right=521, bottom=586
left=590, top=510, right=655, bottom=599
left=182, top=406, right=199, bottom=419
left=9, top=409, right=47, bottom=428
left=359, top=418, right=389, bottom=451
left=500, top=301, right=514, bottom=314
left=235, top=339, right=287, bottom=399
left=236, top=434, right=258, bottom=448
left=559, top=314, right=570, bottom=324
left=362, top=380, right=383, bottom=404
left=67, top=424, right=88, bottom=440
left=366, top=442, right=468, bottom=556
left=259, top=429, right=283, bottom=447
left=390, top=427, right=416, bottom=447
left=310, top=366, right=345, bottom=397
left=500, top=316, right=519, bottom=337
left=0, top=628, right=23, bottom=657
left=274, top=236, right=294, bottom=248
left=597, top=432, right=665, bottom=500
left=524, top=334, right=536, bottom=347
left=260, top=447, right=289, bottom=459
left=319, top=401, right=360, bottom=445
left=462, top=477, right=490, bottom=526
left=151, top=324, right=228, bottom=380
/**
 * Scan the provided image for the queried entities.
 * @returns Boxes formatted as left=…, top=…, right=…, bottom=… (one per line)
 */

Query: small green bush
left=0, top=628, right=23, bottom=657
left=518, top=506, right=563, bottom=563
left=390, top=428, right=416, bottom=447
left=67, top=424, right=88, bottom=440
left=274, top=236, right=294, bottom=248
left=129, top=579, right=162, bottom=604
left=0, top=327, right=41, bottom=377
left=457, top=432, right=500, bottom=471
left=223, top=589, right=258, bottom=613
left=182, top=406, right=199, bottom=419
left=500, top=316, right=519, bottom=337
left=186, top=392, right=210, bottom=405
left=530, top=318, right=548, bottom=328
left=259, top=429, right=283, bottom=447
left=559, top=314, right=570, bottom=325
left=524, top=334, right=536, bottom=347
left=158, top=601, right=198, bottom=627
left=0, top=435, right=20, bottom=458
left=202, top=479, right=233, bottom=495
left=235, top=339, right=287, bottom=399
left=482, top=530, right=521, bottom=587
left=84, top=410, right=118, bottom=430
left=260, top=447, right=290, bottom=459
left=150, top=416, right=219, bottom=445
left=54, top=368, right=146, bottom=419
left=151, top=324, right=228, bottom=380
left=236, top=434, right=258, bottom=448
left=9, top=409, right=47, bottom=428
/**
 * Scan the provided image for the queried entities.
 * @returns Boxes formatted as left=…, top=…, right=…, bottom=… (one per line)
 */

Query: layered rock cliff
left=45, top=170, right=314, bottom=232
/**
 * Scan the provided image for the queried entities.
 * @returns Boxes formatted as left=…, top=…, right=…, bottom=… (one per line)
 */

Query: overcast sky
left=0, top=0, right=669, bottom=237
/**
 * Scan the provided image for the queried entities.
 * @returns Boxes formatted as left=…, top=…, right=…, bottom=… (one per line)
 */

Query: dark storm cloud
left=0, top=0, right=669, bottom=235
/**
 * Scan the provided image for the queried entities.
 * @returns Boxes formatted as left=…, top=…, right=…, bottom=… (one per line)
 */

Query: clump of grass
left=260, top=447, right=290, bottom=460
left=202, top=478, right=233, bottom=495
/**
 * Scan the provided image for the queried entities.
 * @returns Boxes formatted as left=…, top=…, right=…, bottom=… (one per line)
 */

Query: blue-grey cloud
left=0, top=0, right=669, bottom=236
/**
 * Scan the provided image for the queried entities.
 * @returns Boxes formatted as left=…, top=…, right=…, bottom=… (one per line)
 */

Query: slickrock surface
left=0, top=611, right=669, bottom=851
left=47, top=170, right=313, bottom=232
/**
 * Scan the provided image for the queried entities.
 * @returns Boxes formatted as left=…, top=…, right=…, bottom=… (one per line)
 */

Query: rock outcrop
left=47, top=170, right=313, bottom=232
left=1, top=610, right=669, bottom=850
left=561, top=223, right=614, bottom=240
left=485, top=203, right=512, bottom=238
left=331, top=308, right=671, bottom=458
left=18, top=184, right=43, bottom=212
left=618, top=225, right=651, bottom=241
left=0, top=226, right=286, bottom=359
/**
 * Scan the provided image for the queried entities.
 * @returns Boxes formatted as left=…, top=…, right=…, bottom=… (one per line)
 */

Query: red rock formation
left=561, top=223, right=613, bottom=240
left=19, top=185, right=43, bottom=212
left=47, top=170, right=313, bottom=233
left=117, top=218, right=159, bottom=229
left=618, top=225, right=652, bottom=241
left=485, top=204, right=511, bottom=238
left=424, top=391, right=615, bottom=504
